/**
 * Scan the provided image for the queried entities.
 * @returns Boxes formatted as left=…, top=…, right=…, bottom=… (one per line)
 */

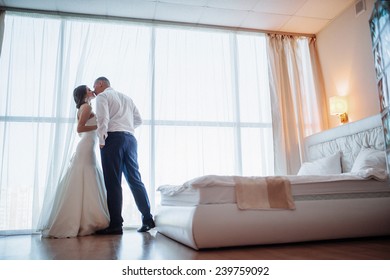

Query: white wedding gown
left=39, top=116, right=110, bottom=238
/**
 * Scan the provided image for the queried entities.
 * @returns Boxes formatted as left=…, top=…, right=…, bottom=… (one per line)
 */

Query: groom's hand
left=100, top=145, right=105, bottom=149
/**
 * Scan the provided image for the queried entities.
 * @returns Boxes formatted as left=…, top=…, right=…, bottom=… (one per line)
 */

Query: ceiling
left=0, top=0, right=356, bottom=35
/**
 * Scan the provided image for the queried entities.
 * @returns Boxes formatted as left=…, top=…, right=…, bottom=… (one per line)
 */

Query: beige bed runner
left=234, top=176, right=295, bottom=210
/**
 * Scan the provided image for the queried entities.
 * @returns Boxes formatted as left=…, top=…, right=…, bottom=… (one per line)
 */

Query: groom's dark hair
left=95, top=76, right=110, bottom=86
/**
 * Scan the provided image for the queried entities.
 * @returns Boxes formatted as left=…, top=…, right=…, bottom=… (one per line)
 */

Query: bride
left=38, top=85, right=110, bottom=238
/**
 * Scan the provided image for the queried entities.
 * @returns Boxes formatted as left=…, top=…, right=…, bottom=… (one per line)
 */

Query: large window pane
left=241, top=127, right=274, bottom=176
left=237, top=34, right=272, bottom=123
left=61, top=20, right=153, bottom=119
left=154, top=27, right=234, bottom=122
left=154, top=126, right=236, bottom=185
left=0, top=15, right=62, bottom=117
left=0, top=122, right=54, bottom=230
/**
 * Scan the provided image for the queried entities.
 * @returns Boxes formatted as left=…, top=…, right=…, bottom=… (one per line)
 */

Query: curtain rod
left=0, top=6, right=316, bottom=38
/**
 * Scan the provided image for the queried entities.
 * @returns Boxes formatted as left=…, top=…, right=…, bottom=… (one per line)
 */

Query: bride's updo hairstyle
left=73, top=85, right=87, bottom=109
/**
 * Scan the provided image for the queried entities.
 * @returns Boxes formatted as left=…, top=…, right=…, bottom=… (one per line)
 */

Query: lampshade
left=329, top=96, right=348, bottom=115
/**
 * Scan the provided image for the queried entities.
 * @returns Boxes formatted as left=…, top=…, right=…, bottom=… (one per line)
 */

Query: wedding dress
left=39, top=115, right=110, bottom=238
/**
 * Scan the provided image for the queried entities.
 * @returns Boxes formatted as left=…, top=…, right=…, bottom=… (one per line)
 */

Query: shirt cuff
left=99, top=133, right=107, bottom=146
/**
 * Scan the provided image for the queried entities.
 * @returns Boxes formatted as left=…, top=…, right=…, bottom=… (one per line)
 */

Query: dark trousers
left=100, top=132, right=152, bottom=228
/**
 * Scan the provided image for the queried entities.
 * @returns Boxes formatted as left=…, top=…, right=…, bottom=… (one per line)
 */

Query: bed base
left=156, top=197, right=390, bottom=250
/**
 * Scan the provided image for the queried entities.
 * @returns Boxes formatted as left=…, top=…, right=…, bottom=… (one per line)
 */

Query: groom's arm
left=133, top=105, right=142, bottom=129
left=96, top=94, right=109, bottom=147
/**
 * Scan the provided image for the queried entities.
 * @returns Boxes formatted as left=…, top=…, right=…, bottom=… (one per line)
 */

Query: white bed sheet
left=158, top=171, right=390, bottom=206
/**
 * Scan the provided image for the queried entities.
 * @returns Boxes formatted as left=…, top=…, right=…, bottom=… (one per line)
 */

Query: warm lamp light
left=329, top=96, right=348, bottom=124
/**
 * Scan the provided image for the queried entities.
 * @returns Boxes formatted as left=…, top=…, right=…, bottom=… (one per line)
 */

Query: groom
left=94, top=76, right=155, bottom=234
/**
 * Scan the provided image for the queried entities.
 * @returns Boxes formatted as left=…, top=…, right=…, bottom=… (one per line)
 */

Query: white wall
left=317, top=0, right=379, bottom=128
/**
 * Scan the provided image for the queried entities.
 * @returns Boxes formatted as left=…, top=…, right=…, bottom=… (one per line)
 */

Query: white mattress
left=158, top=172, right=390, bottom=206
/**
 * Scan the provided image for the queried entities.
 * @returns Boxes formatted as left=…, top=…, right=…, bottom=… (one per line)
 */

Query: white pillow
left=351, top=148, right=386, bottom=173
left=297, top=152, right=342, bottom=175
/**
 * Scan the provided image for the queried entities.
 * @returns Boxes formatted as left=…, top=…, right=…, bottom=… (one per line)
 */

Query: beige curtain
left=308, top=37, right=329, bottom=130
left=266, top=34, right=328, bottom=175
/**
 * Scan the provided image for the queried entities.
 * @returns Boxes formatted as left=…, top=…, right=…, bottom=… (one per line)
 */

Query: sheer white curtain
left=266, top=34, right=328, bottom=175
left=0, top=14, right=77, bottom=233
left=153, top=28, right=273, bottom=185
left=0, top=13, right=153, bottom=231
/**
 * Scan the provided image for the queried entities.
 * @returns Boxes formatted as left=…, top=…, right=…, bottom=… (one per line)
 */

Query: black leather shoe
left=137, top=220, right=155, bottom=232
left=95, top=226, right=123, bottom=235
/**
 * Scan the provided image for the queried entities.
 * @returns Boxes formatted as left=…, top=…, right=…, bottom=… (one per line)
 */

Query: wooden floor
left=1, top=229, right=390, bottom=260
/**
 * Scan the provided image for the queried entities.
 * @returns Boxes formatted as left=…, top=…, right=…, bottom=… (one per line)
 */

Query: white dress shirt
left=95, top=87, right=142, bottom=146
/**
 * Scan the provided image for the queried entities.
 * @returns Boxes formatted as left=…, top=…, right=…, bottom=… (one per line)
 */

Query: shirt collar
left=102, top=87, right=113, bottom=93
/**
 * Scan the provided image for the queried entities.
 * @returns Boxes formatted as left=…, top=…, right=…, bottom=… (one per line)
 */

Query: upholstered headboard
left=304, top=114, right=385, bottom=173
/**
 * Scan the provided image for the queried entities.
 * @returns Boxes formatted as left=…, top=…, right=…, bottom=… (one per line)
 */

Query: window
left=0, top=12, right=273, bottom=230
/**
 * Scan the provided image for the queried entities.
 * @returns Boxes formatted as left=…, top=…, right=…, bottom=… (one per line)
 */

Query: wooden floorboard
left=1, top=229, right=390, bottom=260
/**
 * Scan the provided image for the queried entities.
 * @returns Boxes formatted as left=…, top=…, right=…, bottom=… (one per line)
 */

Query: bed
left=155, top=114, right=390, bottom=250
